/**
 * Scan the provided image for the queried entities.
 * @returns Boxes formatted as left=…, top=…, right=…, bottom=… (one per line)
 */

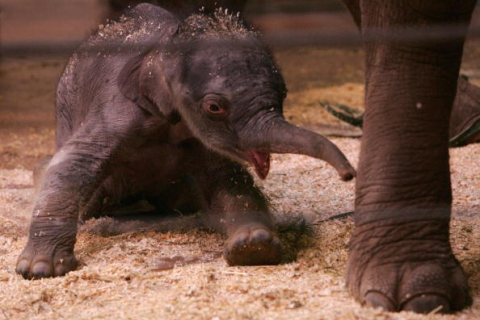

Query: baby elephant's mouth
left=245, top=150, right=271, bottom=180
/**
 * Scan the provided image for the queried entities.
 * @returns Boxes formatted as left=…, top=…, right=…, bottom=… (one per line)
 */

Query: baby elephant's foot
left=16, top=238, right=77, bottom=279
left=224, top=224, right=282, bottom=266
left=347, top=219, right=470, bottom=314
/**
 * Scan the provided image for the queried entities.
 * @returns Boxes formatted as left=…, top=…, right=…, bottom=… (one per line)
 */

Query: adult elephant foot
left=346, top=219, right=470, bottom=313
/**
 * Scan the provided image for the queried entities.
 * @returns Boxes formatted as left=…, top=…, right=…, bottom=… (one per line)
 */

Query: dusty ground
left=1, top=1, right=480, bottom=319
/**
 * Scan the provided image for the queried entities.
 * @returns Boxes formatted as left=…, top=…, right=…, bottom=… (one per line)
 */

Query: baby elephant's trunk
left=246, top=119, right=356, bottom=181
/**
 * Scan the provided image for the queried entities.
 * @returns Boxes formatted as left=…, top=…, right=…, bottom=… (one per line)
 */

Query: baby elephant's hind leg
left=146, top=175, right=203, bottom=215
left=223, top=210, right=282, bottom=266
left=200, top=168, right=281, bottom=266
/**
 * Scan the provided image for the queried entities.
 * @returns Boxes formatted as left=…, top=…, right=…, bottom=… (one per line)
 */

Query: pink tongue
left=248, top=151, right=271, bottom=180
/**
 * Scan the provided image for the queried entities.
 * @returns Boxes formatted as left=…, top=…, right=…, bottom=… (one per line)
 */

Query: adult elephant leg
left=347, top=0, right=477, bottom=314
left=343, top=0, right=480, bottom=147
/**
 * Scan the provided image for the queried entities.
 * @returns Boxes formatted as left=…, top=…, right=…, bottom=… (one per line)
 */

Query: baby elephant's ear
left=118, top=54, right=154, bottom=114
left=118, top=52, right=181, bottom=124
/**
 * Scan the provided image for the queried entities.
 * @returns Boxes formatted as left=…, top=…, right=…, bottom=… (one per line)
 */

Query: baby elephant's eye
left=204, top=100, right=225, bottom=114
left=202, top=94, right=228, bottom=118
left=207, top=103, right=222, bottom=113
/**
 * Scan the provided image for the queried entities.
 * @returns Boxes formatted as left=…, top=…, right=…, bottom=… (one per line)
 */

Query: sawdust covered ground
left=2, top=5, right=480, bottom=320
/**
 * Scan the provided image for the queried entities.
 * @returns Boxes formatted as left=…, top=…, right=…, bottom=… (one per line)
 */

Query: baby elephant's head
left=122, top=11, right=355, bottom=181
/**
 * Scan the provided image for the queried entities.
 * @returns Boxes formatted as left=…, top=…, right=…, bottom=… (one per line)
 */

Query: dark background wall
left=245, top=0, right=346, bottom=13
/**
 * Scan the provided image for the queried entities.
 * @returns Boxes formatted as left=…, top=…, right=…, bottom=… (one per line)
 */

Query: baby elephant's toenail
left=365, top=292, right=396, bottom=311
left=55, top=263, right=71, bottom=277
left=250, top=229, right=272, bottom=243
left=16, top=260, right=30, bottom=279
left=233, top=233, right=248, bottom=247
left=32, top=262, right=52, bottom=279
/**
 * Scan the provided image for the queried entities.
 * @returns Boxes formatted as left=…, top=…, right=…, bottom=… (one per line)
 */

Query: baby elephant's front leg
left=205, top=171, right=282, bottom=266
left=16, top=138, right=113, bottom=279
left=16, top=204, right=78, bottom=279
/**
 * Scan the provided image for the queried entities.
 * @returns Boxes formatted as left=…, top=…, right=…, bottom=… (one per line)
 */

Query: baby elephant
left=16, top=4, right=355, bottom=279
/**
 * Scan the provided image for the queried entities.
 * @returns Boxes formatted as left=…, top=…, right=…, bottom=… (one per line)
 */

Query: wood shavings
left=1, top=140, right=479, bottom=320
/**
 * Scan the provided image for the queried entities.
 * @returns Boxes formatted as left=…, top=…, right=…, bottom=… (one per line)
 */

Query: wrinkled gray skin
left=16, top=4, right=355, bottom=279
